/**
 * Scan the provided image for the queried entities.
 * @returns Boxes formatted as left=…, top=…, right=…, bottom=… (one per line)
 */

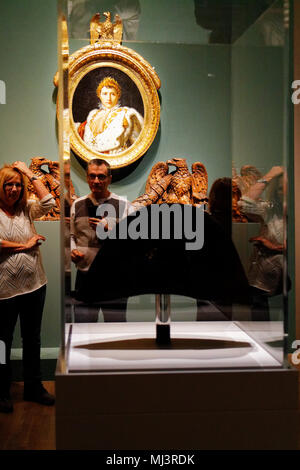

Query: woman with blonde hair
left=78, top=76, right=144, bottom=154
left=0, top=161, right=55, bottom=413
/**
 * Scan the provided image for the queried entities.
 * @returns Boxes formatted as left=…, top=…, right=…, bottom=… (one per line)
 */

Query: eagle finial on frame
left=90, top=12, right=123, bottom=45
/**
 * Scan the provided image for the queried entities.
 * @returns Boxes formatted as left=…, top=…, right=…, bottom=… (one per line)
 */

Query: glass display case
left=56, top=0, right=298, bottom=450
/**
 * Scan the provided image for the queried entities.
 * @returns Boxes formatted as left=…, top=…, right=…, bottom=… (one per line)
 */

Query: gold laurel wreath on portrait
left=54, top=12, right=161, bottom=169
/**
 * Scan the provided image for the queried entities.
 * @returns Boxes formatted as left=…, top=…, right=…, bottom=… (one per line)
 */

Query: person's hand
left=12, top=161, right=33, bottom=179
left=250, top=235, right=283, bottom=252
left=71, top=249, right=85, bottom=263
left=24, top=234, right=46, bottom=250
left=264, top=166, right=284, bottom=182
left=89, top=217, right=108, bottom=231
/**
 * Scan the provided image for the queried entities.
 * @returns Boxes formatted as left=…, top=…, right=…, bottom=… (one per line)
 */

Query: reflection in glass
left=58, top=0, right=291, bottom=371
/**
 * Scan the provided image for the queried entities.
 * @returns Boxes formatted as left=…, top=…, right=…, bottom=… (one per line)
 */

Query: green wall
left=0, top=0, right=59, bottom=352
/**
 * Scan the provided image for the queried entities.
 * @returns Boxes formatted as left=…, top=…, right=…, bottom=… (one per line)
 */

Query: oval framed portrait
left=69, top=44, right=161, bottom=169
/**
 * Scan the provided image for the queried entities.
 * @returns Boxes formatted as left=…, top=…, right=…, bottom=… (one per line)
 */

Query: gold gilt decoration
left=232, top=180, right=248, bottom=223
left=54, top=12, right=161, bottom=169
left=90, top=12, right=123, bottom=45
left=28, top=157, right=77, bottom=220
left=232, top=164, right=262, bottom=197
left=133, top=159, right=248, bottom=223
left=132, top=158, right=208, bottom=208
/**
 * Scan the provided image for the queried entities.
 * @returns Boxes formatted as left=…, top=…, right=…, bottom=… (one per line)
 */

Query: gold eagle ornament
left=90, top=12, right=123, bottom=45
left=132, top=158, right=208, bottom=208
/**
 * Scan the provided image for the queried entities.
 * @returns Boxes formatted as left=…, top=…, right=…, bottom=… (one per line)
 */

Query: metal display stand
left=155, top=294, right=171, bottom=345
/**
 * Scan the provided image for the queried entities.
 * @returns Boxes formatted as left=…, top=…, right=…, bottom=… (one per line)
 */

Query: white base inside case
left=56, top=321, right=298, bottom=450
left=65, top=321, right=282, bottom=372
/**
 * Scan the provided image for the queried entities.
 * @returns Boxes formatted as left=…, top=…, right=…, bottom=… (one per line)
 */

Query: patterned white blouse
left=0, top=194, right=55, bottom=300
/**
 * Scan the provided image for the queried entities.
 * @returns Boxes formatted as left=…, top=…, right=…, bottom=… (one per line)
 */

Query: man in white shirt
left=70, top=158, right=133, bottom=322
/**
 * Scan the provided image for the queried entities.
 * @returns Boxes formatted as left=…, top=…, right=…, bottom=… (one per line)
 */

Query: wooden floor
left=0, top=374, right=299, bottom=450
left=0, top=381, right=55, bottom=450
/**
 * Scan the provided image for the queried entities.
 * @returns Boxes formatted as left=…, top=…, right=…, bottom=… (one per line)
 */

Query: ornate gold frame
left=66, top=40, right=160, bottom=169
